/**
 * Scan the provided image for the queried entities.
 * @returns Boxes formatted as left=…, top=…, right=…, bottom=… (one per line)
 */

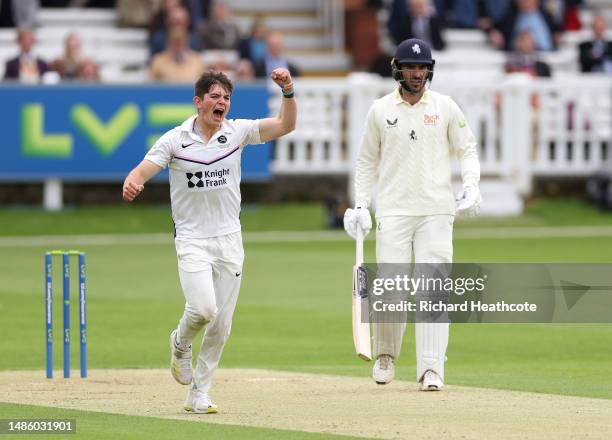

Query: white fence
left=271, top=73, right=612, bottom=214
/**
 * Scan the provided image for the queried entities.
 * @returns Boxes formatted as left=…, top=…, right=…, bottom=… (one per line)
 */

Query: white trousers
left=374, top=215, right=453, bottom=381
left=174, top=232, right=244, bottom=393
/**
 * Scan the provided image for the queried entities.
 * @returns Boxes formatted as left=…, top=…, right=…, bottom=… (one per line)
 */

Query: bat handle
left=355, top=227, right=364, bottom=266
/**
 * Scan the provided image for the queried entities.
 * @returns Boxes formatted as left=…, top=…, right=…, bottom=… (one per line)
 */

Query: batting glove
left=455, top=184, right=482, bottom=217
left=343, top=204, right=372, bottom=239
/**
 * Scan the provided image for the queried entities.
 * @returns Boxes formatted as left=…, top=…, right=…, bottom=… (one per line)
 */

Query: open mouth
left=213, top=108, right=224, bottom=118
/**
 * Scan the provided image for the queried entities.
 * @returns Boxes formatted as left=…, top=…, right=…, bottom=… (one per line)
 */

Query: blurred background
left=0, top=0, right=611, bottom=223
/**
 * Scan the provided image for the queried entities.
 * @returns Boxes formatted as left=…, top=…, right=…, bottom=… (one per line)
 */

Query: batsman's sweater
left=354, top=88, right=480, bottom=216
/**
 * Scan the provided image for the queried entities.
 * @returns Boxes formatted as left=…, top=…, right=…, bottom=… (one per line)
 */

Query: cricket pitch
left=1, top=369, right=611, bottom=439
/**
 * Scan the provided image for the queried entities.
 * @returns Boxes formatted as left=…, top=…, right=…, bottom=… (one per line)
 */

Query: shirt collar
left=180, top=114, right=232, bottom=142
left=180, top=114, right=198, bottom=133
left=394, top=88, right=430, bottom=105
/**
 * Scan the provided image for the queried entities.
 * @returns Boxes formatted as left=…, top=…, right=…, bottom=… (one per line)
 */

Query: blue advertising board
left=0, top=84, right=271, bottom=181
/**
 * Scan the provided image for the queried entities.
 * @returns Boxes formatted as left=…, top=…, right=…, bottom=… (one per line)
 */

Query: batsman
left=344, top=38, right=481, bottom=390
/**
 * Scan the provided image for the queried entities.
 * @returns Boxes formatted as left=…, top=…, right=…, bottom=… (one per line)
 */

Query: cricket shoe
left=170, top=329, right=193, bottom=385
left=184, top=387, right=218, bottom=414
left=372, top=354, right=395, bottom=385
left=419, top=370, right=444, bottom=391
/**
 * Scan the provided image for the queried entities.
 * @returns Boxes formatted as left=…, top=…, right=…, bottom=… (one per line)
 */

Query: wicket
left=45, top=250, right=87, bottom=379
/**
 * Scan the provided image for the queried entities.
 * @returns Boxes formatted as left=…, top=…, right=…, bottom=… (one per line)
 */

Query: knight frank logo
left=410, top=130, right=417, bottom=141
left=186, top=168, right=230, bottom=189
left=186, top=171, right=204, bottom=188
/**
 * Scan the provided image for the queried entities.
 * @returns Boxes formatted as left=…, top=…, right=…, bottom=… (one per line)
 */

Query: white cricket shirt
left=355, top=88, right=480, bottom=216
left=145, top=114, right=263, bottom=238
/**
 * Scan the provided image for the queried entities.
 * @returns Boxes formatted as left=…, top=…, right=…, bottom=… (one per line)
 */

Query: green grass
left=2, top=237, right=612, bottom=399
left=0, top=403, right=367, bottom=440
left=0, top=203, right=328, bottom=236
left=1, top=200, right=612, bottom=438
left=0, top=198, right=610, bottom=236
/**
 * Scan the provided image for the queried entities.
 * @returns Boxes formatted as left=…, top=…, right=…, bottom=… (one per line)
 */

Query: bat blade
left=352, top=263, right=371, bottom=361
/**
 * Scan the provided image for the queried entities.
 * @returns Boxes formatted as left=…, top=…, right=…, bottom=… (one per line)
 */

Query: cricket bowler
left=122, top=69, right=296, bottom=412
left=344, top=38, right=481, bottom=390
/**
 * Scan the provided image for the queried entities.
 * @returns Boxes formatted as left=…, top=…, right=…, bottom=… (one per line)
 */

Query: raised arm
left=122, top=159, right=163, bottom=202
left=258, top=68, right=297, bottom=142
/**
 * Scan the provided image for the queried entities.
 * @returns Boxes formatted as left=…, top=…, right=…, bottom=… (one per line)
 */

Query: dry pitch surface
left=1, top=369, right=611, bottom=439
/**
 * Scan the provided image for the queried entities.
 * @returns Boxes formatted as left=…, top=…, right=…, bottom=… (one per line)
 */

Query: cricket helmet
left=391, top=38, right=435, bottom=88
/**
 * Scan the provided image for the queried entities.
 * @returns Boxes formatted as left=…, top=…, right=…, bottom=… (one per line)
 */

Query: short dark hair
left=194, top=70, right=233, bottom=99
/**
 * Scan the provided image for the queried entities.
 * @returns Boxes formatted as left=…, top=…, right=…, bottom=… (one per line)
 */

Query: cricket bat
left=352, top=227, right=372, bottom=361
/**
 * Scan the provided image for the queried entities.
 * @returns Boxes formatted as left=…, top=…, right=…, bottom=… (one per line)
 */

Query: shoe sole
left=375, top=380, right=390, bottom=385
left=420, top=385, right=442, bottom=391
left=171, top=359, right=192, bottom=385
left=184, top=404, right=218, bottom=414
left=170, top=332, right=192, bottom=385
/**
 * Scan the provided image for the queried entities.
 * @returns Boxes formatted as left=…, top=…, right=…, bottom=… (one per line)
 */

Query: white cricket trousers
left=173, top=232, right=244, bottom=393
left=374, top=215, right=453, bottom=381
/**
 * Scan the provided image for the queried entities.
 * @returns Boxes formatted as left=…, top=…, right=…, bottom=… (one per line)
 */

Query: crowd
left=1, top=0, right=609, bottom=83
left=1, top=0, right=300, bottom=84
left=375, top=0, right=612, bottom=78
left=143, top=0, right=299, bottom=82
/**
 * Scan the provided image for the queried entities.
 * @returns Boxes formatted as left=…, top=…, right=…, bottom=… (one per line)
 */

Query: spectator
left=505, top=30, right=551, bottom=77
left=4, top=28, right=48, bottom=83
left=0, top=0, right=38, bottom=28
left=197, top=2, right=240, bottom=50
left=51, top=33, right=85, bottom=79
left=149, top=0, right=180, bottom=36
left=150, top=3, right=200, bottom=56
left=238, top=16, right=269, bottom=67
left=369, top=51, right=394, bottom=77
left=234, top=58, right=255, bottom=81
left=449, top=0, right=511, bottom=30
left=182, top=0, right=212, bottom=30
left=149, top=28, right=205, bottom=82
left=489, top=0, right=561, bottom=51
left=542, top=0, right=583, bottom=31
left=253, top=31, right=300, bottom=78
left=387, top=0, right=446, bottom=50
left=579, top=14, right=612, bottom=73
left=117, top=0, right=163, bottom=28
left=77, top=59, right=100, bottom=82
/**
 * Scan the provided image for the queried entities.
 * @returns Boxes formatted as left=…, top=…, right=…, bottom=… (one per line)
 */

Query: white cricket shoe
left=184, top=387, right=219, bottom=414
left=170, top=329, right=193, bottom=385
left=419, top=370, right=444, bottom=391
left=373, top=354, right=395, bottom=385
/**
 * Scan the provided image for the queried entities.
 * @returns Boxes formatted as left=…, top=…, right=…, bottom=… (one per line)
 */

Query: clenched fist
left=123, top=180, right=144, bottom=202
left=270, top=68, right=292, bottom=89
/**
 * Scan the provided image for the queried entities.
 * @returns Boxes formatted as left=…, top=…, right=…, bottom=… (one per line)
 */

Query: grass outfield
left=0, top=402, right=365, bottom=440
left=0, top=198, right=611, bottom=236
left=1, top=200, right=611, bottom=438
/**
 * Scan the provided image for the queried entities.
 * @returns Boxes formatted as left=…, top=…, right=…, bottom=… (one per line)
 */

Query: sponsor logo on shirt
left=386, top=118, right=398, bottom=128
left=458, top=119, right=467, bottom=128
left=410, top=130, right=418, bottom=141
left=182, top=142, right=196, bottom=148
left=186, top=168, right=230, bottom=188
left=218, top=135, right=227, bottom=144
left=424, top=114, right=440, bottom=126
